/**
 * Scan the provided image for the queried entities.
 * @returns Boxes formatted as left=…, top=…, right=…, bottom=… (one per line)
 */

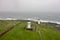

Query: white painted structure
left=27, top=22, right=31, bottom=29
left=38, top=19, right=40, bottom=24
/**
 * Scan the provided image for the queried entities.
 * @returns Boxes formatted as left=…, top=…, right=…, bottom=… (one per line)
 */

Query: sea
left=0, top=12, right=60, bottom=24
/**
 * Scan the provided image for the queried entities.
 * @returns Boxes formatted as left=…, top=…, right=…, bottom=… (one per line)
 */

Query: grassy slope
left=0, top=22, right=40, bottom=40
left=0, top=21, right=60, bottom=40
left=39, top=24, right=60, bottom=40
left=0, top=20, right=20, bottom=33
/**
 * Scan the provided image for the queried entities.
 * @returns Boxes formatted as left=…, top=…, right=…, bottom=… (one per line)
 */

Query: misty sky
left=0, top=0, right=60, bottom=21
left=0, top=0, right=60, bottom=12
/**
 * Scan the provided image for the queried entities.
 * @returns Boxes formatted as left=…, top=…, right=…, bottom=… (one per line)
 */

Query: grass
left=0, top=20, right=20, bottom=33
left=0, top=22, right=40, bottom=40
left=38, top=24, right=60, bottom=40
left=0, top=20, right=60, bottom=40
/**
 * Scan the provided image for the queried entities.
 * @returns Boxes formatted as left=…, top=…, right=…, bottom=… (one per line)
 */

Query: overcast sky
left=0, top=0, right=60, bottom=21
left=0, top=0, right=60, bottom=12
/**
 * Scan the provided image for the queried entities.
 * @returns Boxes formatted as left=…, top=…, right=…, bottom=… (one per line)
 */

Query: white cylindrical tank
left=27, top=22, right=31, bottom=28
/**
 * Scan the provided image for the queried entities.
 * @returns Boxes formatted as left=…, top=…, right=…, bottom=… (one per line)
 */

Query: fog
left=0, top=0, right=60, bottom=21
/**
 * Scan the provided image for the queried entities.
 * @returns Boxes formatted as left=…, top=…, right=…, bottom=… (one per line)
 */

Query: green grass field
left=38, top=24, right=60, bottom=40
left=0, top=20, right=20, bottom=33
left=0, top=20, right=60, bottom=40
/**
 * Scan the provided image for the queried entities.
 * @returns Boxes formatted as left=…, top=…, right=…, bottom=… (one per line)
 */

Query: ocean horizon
left=0, top=12, right=60, bottom=21
left=0, top=17, right=60, bottom=24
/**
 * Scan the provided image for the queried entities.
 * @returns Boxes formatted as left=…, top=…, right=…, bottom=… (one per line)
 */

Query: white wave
left=26, top=18, right=60, bottom=24
left=0, top=18, right=60, bottom=24
left=40, top=20, right=60, bottom=24
left=5, top=18, right=17, bottom=20
left=0, top=18, right=17, bottom=20
left=0, top=18, right=2, bottom=19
